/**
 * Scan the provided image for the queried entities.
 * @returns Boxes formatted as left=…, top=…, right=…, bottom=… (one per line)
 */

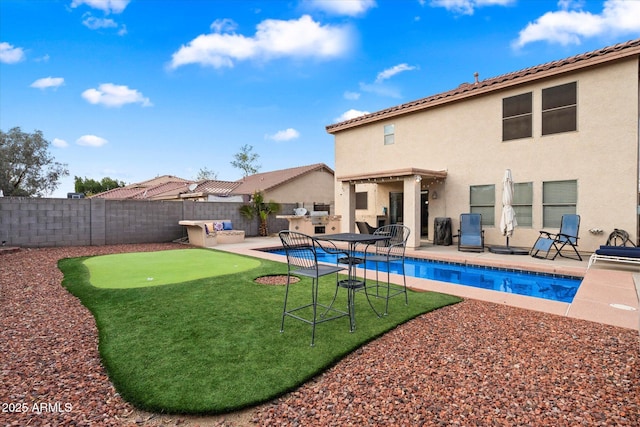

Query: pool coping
left=216, top=237, right=639, bottom=331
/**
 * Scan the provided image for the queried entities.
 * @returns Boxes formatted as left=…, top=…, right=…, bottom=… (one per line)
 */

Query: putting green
left=83, top=249, right=261, bottom=289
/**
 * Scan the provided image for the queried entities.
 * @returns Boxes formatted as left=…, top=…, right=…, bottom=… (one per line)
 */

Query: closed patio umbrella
left=499, top=169, right=517, bottom=247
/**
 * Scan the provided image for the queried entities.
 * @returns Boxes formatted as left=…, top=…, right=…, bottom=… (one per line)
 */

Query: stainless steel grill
left=310, top=211, right=329, bottom=225
left=310, top=211, right=329, bottom=234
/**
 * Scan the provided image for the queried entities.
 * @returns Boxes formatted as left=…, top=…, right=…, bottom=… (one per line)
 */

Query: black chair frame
left=279, top=231, right=350, bottom=346
left=530, top=214, right=582, bottom=261
left=361, top=224, right=410, bottom=315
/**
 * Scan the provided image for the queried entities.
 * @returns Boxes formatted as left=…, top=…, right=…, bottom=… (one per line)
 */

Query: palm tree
left=239, top=191, right=281, bottom=236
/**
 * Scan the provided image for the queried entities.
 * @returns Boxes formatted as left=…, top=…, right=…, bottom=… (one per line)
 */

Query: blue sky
left=2, top=0, right=640, bottom=197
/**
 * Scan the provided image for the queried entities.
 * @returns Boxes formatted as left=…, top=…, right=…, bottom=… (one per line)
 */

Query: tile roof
left=141, top=181, right=192, bottom=200
left=133, top=175, right=190, bottom=187
left=326, top=38, right=640, bottom=134
left=91, top=186, right=146, bottom=199
left=233, top=163, right=334, bottom=195
left=91, top=177, right=192, bottom=200
left=90, top=165, right=334, bottom=200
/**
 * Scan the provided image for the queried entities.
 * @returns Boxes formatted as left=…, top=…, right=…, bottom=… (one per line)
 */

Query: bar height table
left=316, top=232, right=390, bottom=331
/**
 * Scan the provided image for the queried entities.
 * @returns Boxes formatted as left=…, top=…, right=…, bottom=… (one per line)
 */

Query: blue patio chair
left=278, top=231, right=350, bottom=346
left=457, top=213, right=484, bottom=252
left=530, top=214, right=582, bottom=261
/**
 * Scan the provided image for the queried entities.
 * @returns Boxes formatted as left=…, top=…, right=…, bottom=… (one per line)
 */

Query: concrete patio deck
left=218, top=236, right=639, bottom=331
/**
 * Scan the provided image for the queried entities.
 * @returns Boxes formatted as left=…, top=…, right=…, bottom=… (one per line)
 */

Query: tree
left=239, top=191, right=281, bottom=236
left=231, top=144, right=261, bottom=177
left=196, top=167, right=218, bottom=180
left=74, top=176, right=126, bottom=196
left=0, top=127, right=69, bottom=197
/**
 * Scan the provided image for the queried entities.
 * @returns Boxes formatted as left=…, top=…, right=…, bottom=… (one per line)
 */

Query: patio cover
left=336, top=167, right=447, bottom=184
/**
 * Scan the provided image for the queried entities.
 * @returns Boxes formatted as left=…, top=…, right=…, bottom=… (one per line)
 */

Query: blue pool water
left=264, top=248, right=582, bottom=303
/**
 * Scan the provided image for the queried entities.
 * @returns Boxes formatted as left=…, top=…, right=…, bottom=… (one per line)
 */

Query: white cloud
left=375, top=63, right=417, bottom=83
left=335, top=109, right=369, bottom=122
left=82, top=15, right=118, bottom=30
left=430, top=0, right=514, bottom=16
left=266, top=128, right=301, bottom=141
left=52, top=138, right=69, bottom=148
left=70, top=0, right=130, bottom=14
left=30, top=77, right=65, bottom=90
left=82, top=83, right=152, bottom=107
left=344, top=91, right=360, bottom=100
left=359, top=81, right=402, bottom=98
left=350, top=63, right=417, bottom=99
left=210, top=18, right=238, bottom=33
left=169, top=15, right=353, bottom=69
left=76, top=135, right=108, bottom=147
left=513, top=0, right=640, bottom=48
left=0, top=42, right=25, bottom=64
left=306, top=0, right=377, bottom=16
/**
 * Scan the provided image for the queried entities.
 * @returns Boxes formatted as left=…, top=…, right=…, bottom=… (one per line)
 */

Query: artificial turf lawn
left=59, top=248, right=462, bottom=415
left=83, top=248, right=260, bottom=288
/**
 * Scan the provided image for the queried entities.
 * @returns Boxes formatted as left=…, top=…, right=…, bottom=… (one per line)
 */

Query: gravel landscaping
left=1, top=244, right=638, bottom=426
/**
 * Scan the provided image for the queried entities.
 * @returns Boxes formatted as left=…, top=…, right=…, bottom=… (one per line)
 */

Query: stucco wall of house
left=265, top=169, right=336, bottom=214
left=333, top=57, right=639, bottom=252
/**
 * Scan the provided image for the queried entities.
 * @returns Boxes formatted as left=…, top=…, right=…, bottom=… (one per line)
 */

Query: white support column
left=403, top=176, right=422, bottom=249
left=340, top=182, right=357, bottom=233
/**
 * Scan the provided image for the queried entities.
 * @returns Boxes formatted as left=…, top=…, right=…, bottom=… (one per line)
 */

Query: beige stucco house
left=233, top=163, right=336, bottom=213
left=327, top=39, right=640, bottom=252
left=91, top=164, right=336, bottom=213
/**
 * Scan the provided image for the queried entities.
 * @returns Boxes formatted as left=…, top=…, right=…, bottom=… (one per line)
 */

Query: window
left=470, top=185, right=495, bottom=226
left=542, top=82, right=577, bottom=135
left=355, top=192, right=368, bottom=210
left=543, top=180, right=577, bottom=227
left=502, top=92, right=532, bottom=141
left=513, top=182, right=533, bottom=227
left=384, top=124, right=395, bottom=145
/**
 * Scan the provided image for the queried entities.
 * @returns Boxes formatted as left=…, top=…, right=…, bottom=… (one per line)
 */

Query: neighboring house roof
left=91, top=176, right=192, bottom=200
left=133, top=175, right=191, bottom=187
left=326, top=38, right=640, bottom=134
left=143, top=181, right=193, bottom=200
left=91, top=165, right=334, bottom=200
left=233, top=163, right=334, bottom=195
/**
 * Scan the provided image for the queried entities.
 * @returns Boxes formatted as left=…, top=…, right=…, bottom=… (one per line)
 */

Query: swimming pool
left=263, top=248, right=582, bottom=303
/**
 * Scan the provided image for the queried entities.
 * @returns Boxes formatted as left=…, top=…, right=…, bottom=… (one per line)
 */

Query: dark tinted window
left=502, top=92, right=532, bottom=141
left=542, top=82, right=577, bottom=135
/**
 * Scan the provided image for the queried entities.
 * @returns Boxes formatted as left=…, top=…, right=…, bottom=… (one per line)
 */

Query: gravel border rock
left=1, top=244, right=638, bottom=426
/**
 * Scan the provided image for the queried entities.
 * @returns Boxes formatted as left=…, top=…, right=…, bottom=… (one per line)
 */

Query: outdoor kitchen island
left=277, top=212, right=341, bottom=236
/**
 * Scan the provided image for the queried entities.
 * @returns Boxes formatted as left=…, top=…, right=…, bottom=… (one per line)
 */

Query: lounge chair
left=356, top=221, right=377, bottom=234
left=530, top=214, right=582, bottom=261
left=588, top=245, right=640, bottom=269
left=457, top=213, right=484, bottom=252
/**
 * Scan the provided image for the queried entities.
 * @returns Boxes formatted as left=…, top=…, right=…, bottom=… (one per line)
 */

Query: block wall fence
left=0, top=198, right=295, bottom=248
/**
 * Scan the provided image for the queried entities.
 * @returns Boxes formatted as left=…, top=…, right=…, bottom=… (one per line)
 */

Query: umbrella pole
left=506, top=236, right=510, bottom=247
